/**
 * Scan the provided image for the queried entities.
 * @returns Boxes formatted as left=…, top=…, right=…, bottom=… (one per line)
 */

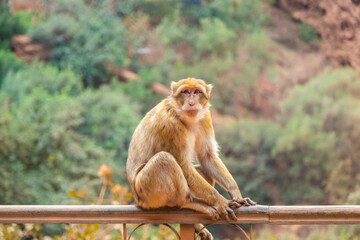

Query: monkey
left=126, top=77, right=255, bottom=240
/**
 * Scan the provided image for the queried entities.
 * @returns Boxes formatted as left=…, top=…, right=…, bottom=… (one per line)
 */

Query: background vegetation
left=1, top=0, right=360, bottom=239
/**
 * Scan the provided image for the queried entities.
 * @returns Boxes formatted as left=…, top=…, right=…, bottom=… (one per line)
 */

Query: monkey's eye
left=194, top=89, right=202, bottom=94
left=182, top=89, right=190, bottom=94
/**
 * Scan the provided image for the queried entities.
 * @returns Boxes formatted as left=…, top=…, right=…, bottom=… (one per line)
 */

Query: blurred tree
left=181, top=0, right=268, bottom=31
left=0, top=63, right=141, bottom=204
left=78, top=83, right=140, bottom=168
left=30, top=0, right=129, bottom=86
left=0, top=49, right=26, bottom=88
left=0, top=88, right=106, bottom=204
left=195, top=18, right=236, bottom=57
left=117, top=0, right=179, bottom=25
left=275, top=68, right=360, bottom=204
left=1, top=61, right=82, bottom=105
left=0, top=3, right=26, bottom=49
left=119, top=67, right=164, bottom=114
left=216, top=120, right=282, bottom=204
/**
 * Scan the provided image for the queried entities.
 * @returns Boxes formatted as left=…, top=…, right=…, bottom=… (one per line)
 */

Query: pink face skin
left=180, top=88, right=205, bottom=112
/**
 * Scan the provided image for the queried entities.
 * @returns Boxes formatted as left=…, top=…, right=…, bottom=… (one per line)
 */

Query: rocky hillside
left=277, top=0, right=360, bottom=68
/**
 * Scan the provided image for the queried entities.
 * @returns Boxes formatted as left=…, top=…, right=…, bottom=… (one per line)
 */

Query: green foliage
left=273, top=116, right=337, bottom=203
left=0, top=3, right=26, bottom=49
left=0, top=63, right=141, bottom=204
left=170, top=55, right=238, bottom=112
left=347, top=187, right=360, bottom=205
left=0, top=224, right=43, bottom=239
left=215, top=68, right=360, bottom=205
left=275, top=68, right=360, bottom=204
left=2, top=61, right=82, bottom=105
left=155, top=8, right=191, bottom=46
left=0, top=49, right=26, bottom=88
left=182, top=0, right=268, bottom=31
left=299, top=22, right=319, bottom=42
left=30, top=0, right=129, bottom=86
left=216, top=120, right=282, bottom=204
left=120, top=0, right=180, bottom=24
left=195, top=18, right=237, bottom=57
left=14, top=11, right=36, bottom=31
left=78, top=83, right=140, bottom=167
left=214, top=30, right=277, bottom=115
left=120, top=67, right=165, bottom=114
left=0, top=88, right=102, bottom=204
left=211, top=0, right=268, bottom=31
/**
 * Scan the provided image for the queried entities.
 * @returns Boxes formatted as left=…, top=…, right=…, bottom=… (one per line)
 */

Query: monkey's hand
left=229, top=198, right=256, bottom=209
left=212, top=197, right=238, bottom=222
left=228, top=190, right=256, bottom=208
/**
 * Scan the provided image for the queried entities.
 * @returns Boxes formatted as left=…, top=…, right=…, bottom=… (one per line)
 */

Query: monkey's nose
left=189, top=101, right=195, bottom=106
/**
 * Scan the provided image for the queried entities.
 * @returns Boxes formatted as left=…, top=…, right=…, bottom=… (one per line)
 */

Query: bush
left=0, top=63, right=141, bottom=204
left=0, top=3, right=26, bottom=49
left=0, top=49, right=26, bottom=88
left=0, top=88, right=108, bottom=204
left=275, top=68, right=360, bottom=204
left=195, top=18, right=237, bottom=57
left=30, top=0, right=129, bottom=86
left=117, top=0, right=180, bottom=24
left=216, top=120, right=282, bottom=204
left=120, top=67, right=166, bottom=114
left=299, top=22, right=319, bottom=42
left=182, top=0, right=268, bottom=31
left=214, top=30, right=277, bottom=115
left=78, top=83, right=140, bottom=168
left=14, top=11, right=36, bottom=31
left=155, top=8, right=191, bottom=46
left=1, top=62, right=82, bottom=105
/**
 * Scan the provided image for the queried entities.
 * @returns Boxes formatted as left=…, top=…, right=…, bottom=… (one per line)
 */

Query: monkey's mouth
left=185, top=109, right=199, bottom=116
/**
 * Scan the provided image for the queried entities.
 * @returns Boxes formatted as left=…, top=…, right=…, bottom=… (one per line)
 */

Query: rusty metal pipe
left=0, top=205, right=359, bottom=225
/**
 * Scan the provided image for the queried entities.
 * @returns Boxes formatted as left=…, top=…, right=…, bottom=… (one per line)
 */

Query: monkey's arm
left=197, top=136, right=256, bottom=207
left=182, top=162, right=223, bottom=203
left=181, top=161, right=237, bottom=221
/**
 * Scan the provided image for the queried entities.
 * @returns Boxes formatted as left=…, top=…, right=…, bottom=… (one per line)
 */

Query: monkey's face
left=170, top=78, right=212, bottom=120
left=177, top=88, right=206, bottom=113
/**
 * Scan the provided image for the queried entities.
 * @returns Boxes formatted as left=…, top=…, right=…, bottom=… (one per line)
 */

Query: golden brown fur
left=126, top=78, right=255, bottom=240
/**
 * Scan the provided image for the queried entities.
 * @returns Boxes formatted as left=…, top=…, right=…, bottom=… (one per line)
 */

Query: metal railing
left=1, top=205, right=360, bottom=239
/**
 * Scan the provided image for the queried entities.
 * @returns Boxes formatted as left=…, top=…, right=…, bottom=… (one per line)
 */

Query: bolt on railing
left=0, top=205, right=360, bottom=239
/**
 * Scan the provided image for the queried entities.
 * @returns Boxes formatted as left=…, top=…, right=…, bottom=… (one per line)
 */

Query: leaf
left=68, top=189, right=88, bottom=198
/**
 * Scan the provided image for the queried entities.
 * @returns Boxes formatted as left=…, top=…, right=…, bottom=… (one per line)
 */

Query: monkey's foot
left=195, top=224, right=214, bottom=240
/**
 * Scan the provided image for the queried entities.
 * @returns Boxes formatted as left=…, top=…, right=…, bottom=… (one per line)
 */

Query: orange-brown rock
left=9, top=0, right=44, bottom=12
left=277, top=0, right=360, bottom=68
left=150, top=82, right=171, bottom=96
left=11, top=34, right=47, bottom=62
left=106, top=62, right=139, bottom=81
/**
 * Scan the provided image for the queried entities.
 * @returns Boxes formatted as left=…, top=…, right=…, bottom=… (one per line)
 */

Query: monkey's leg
left=195, top=164, right=215, bottom=187
left=187, top=164, right=215, bottom=204
left=134, top=151, right=188, bottom=209
left=179, top=164, right=218, bottom=217
left=193, top=165, right=215, bottom=240
left=181, top=201, right=216, bottom=240
left=194, top=224, right=213, bottom=240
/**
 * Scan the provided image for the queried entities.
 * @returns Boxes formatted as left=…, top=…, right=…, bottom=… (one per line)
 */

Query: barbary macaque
left=126, top=77, right=255, bottom=239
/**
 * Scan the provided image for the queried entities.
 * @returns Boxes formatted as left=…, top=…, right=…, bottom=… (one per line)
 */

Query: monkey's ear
left=170, top=81, right=178, bottom=95
left=206, top=84, right=213, bottom=96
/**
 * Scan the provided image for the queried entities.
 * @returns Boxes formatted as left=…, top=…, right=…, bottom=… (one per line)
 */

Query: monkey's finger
left=245, top=198, right=256, bottom=206
left=226, top=206, right=237, bottom=221
left=217, top=207, right=230, bottom=222
left=244, top=197, right=256, bottom=206
left=223, top=211, right=231, bottom=222
left=229, top=201, right=241, bottom=209
left=214, top=211, right=221, bottom=220
left=208, top=207, right=221, bottom=220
